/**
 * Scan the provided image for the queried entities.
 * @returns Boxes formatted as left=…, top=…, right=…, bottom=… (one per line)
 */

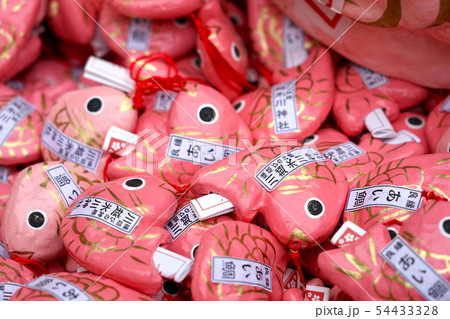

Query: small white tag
left=447, top=143, right=450, bottom=152
left=90, top=26, right=111, bottom=58
left=380, top=235, right=450, bottom=301
left=126, top=18, right=152, bottom=52
left=0, top=96, right=35, bottom=146
left=282, top=268, right=302, bottom=291
left=154, top=91, right=177, bottom=111
left=383, top=130, right=421, bottom=145
left=0, top=165, right=9, bottom=184
left=26, top=275, right=93, bottom=301
left=304, top=285, right=330, bottom=301
left=271, top=80, right=299, bottom=134
left=190, top=194, right=235, bottom=221
left=255, top=147, right=328, bottom=192
left=164, top=204, right=199, bottom=240
left=345, top=185, right=423, bottom=212
left=211, top=256, right=272, bottom=292
left=5, top=80, right=24, bottom=91
left=440, top=96, right=450, bottom=113
left=83, top=56, right=135, bottom=93
left=46, top=164, right=82, bottom=208
left=283, top=16, right=308, bottom=69
left=68, top=196, right=142, bottom=234
left=152, top=247, right=194, bottom=283
left=102, top=126, right=139, bottom=156
left=0, top=241, right=9, bottom=258
left=330, top=221, right=366, bottom=247
left=323, top=141, right=365, bottom=164
left=166, top=134, right=242, bottom=166
left=364, top=108, right=396, bottom=139
left=316, top=0, right=345, bottom=13
left=42, top=121, right=103, bottom=172
left=352, top=64, right=389, bottom=90
left=0, top=282, right=22, bottom=301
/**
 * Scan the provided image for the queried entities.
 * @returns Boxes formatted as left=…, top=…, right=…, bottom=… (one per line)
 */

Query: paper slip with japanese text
left=68, top=197, right=141, bottom=235
left=345, top=185, right=422, bottom=212
left=211, top=256, right=272, bottom=292
left=164, top=204, right=199, bottom=241
left=166, top=134, right=242, bottom=166
left=323, top=141, right=365, bottom=165
left=283, top=16, right=308, bottom=69
left=352, top=64, right=389, bottom=90
left=0, top=96, right=35, bottom=146
left=46, top=164, right=82, bottom=208
left=41, top=121, right=103, bottom=172
left=26, top=275, right=93, bottom=301
left=0, top=282, right=22, bottom=301
left=126, top=18, right=152, bottom=52
left=255, top=147, right=328, bottom=191
left=271, top=80, right=299, bottom=134
left=380, top=236, right=450, bottom=301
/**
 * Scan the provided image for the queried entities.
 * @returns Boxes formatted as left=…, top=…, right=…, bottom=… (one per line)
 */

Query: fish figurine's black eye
left=193, top=51, right=202, bottom=69
left=305, top=198, right=325, bottom=218
left=231, top=42, right=241, bottom=62
left=174, top=18, right=188, bottom=28
left=387, top=227, right=398, bottom=240
left=198, top=104, right=218, bottom=124
left=162, top=280, right=179, bottom=295
left=27, top=211, right=47, bottom=229
left=229, top=13, right=242, bottom=26
left=302, top=135, right=318, bottom=145
left=86, top=97, right=103, bottom=113
left=406, top=116, right=424, bottom=129
left=233, top=100, right=245, bottom=112
left=191, top=244, right=199, bottom=259
left=440, top=218, right=450, bottom=237
left=122, top=178, right=146, bottom=190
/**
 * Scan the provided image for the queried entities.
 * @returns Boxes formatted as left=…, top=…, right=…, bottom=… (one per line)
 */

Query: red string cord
left=102, top=153, right=116, bottom=182
left=421, top=190, right=448, bottom=202
left=130, top=52, right=209, bottom=110
left=287, top=242, right=307, bottom=288
left=10, top=254, right=48, bottom=277
left=190, top=13, right=257, bottom=95
left=130, top=53, right=187, bottom=110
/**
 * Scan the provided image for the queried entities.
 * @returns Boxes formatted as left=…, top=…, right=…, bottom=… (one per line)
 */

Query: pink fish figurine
left=190, top=221, right=290, bottom=300
left=318, top=199, right=450, bottom=301
left=0, top=86, right=44, bottom=166
left=46, top=0, right=102, bottom=45
left=61, top=175, right=190, bottom=295
left=99, top=5, right=197, bottom=63
left=247, top=0, right=335, bottom=84
left=9, top=272, right=154, bottom=301
left=332, top=63, right=427, bottom=137
left=0, top=0, right=42, bottom=82
left=190, top=142, right=348, bottom=247
left=107, top=83, right=253, bottom=186
left=233, top=65, right=334, bottom=142
left=41, top=86, right=138, bottom=177
left=0, top=256, right=36, bottom=301
left=193, top=0, right=254, bottom=100
left=1, top=161, right=101, bottom=263
left=343, top=153, right=450, bottom=231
